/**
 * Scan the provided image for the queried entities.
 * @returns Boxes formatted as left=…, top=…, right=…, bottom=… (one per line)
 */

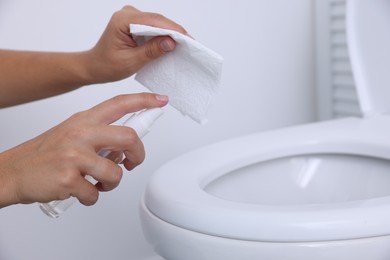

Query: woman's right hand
left=0, top=92, right=168, bottom=208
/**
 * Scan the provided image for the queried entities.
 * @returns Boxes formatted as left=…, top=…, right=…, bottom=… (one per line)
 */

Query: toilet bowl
left=140, top=0, right=390, bottom=259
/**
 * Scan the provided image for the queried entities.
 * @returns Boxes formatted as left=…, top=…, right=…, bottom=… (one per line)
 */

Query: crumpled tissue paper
left=130, top=24, right=224, bottom=124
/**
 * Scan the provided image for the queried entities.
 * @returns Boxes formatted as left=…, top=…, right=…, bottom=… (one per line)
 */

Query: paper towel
left=130, top=24, right=224, bottom=124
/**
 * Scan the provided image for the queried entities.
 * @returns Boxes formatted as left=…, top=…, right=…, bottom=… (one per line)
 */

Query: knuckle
left=82, top=190, right=99, bottom=206
left=113, top=6, right=139, bottom=24
left=121, top=5, right=136, bottom=11
left=112, top=9, right=125, bottom=21
left=145, top=12, right=187, bottom=35
left=57, top=192, right=72, bottom=201
left=69, top=111, right=87, bottom=122
left=97, top=159, right=123, bottom=184
left=111, top=94, right=129, bottom=110
left=61, top=148, right=81, bottom=164
left=97, top=159, right=113, bottom=176
left=58, top=169, right=79, bottom=191
left=98, top=164, right=123, bottom=192
left=123, top=127, right=139, bottom=145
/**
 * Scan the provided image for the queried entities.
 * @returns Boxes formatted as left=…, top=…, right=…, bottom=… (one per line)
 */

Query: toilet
left=140, top=1, right=390, bottom=259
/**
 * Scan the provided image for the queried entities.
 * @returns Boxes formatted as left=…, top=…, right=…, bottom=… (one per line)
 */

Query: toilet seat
left=144, top=116, right=390, bottom=242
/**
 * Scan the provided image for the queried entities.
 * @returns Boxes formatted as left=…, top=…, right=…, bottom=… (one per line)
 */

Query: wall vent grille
left=316, top=0, right=362, bottom=119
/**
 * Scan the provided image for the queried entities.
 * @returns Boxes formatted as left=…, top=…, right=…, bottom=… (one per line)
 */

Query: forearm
left=0, top=50, right=93, bottom=107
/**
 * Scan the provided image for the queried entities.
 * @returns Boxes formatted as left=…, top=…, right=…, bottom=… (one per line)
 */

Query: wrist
left=71, top=51, right=99, bottom=86
left=0, top=153, right=19, bottom=208
left=78, top=48, right=119, bottom=85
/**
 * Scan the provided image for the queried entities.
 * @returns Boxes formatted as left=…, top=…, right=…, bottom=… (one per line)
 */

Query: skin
left=0, top=5, right=187, bottom=208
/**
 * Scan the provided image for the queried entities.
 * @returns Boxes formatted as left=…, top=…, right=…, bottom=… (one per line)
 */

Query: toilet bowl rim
left=145, top=117, right=390, bottom=242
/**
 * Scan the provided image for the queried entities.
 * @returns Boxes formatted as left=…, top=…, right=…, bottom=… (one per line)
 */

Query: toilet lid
left=347, top=0, right=390, bottom=116
left=144, top=117, right=390, bottom=242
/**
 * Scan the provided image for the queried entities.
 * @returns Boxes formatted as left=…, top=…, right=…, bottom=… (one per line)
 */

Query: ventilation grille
left=316, top=0, right=362, bottom=119
left=329, top=0, right=361, bottom=118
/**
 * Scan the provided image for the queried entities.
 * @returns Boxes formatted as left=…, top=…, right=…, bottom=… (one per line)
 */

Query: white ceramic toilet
left=140, top=1, right=390, bottom=259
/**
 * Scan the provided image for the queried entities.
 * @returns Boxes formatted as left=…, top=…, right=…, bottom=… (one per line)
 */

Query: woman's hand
left=84, top=5, right=188, bottom=83
left=0, top=93, right=168, bottom=208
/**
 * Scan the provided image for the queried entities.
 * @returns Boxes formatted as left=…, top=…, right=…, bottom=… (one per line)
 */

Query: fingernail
left=155, top=94, right=169, bottom=102
left=160, top=39, right=175, bottom=52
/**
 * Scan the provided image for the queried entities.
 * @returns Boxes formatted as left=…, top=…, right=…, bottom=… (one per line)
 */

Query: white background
left=0, top=0, right=315, bottom=259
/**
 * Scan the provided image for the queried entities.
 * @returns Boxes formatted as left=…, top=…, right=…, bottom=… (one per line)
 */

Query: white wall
left=0, top=0, right=315, bottom=259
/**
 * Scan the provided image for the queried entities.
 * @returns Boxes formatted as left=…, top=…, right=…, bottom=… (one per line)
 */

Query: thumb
left=134, top=36, right=176, bottom=66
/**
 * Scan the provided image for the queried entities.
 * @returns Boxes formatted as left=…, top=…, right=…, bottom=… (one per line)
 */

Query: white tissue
left=130, top=24, right=224, bottom=124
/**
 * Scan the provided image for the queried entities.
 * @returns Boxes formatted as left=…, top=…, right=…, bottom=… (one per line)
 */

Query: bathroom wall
left=0, top=0, right=315, bottom=259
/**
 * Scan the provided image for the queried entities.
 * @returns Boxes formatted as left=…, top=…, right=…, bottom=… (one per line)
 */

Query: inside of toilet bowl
left=204, top=154, right=390, bottom=205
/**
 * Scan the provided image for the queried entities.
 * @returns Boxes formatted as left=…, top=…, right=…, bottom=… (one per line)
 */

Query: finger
left=86, top=126, right=146, bottom=167
left=80, top=151, right=125, bottom=192
left=71, top=175, right=100, bottom=206
left=121, top=157, right=140, bottom=171
left=114, top=6, right=188, bottom=39
left=92, top=126, right=147, bottom=172
left=89, top=125, right=141, bottom=151
left=86, top=93, right=168, bottom=125
left=131, top=36, right=176, bottom=68
left=94, top=160, right=124, bottom=192
left=85, top=126, right=145, bottom=182
left=141, top=12, right=188, bottom=34
left=62, top=148, right=124, bottom=193
left=121, top=5, right=140, bottom=12
left=122, top=143, right=145, bottom=168
left=64, top=125, right=144, bottom=190
left=123, top=6, right=188, bottom=34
